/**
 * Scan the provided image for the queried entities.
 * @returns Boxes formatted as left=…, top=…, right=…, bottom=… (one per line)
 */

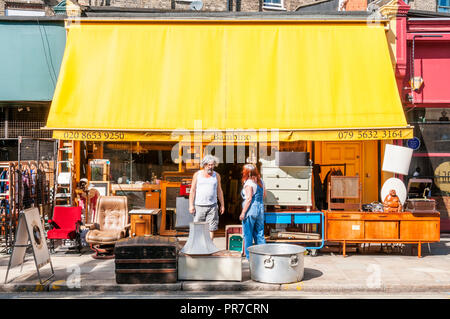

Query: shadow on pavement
left=302, top=268, right=323, bottom=281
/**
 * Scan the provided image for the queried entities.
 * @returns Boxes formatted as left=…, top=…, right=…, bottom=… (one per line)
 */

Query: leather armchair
left=85, top=196, right=130, bottom=258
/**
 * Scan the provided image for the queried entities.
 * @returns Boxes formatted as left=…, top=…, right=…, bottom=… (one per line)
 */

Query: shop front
left=43, top=17, right=413, bottom=239
left=394, top=1, right=450, bottom=231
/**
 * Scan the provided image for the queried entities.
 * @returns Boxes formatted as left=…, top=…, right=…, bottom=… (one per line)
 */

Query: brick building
left=0, top=0, right=370, bottom=15
left=406, top=0, right=437, bottom=12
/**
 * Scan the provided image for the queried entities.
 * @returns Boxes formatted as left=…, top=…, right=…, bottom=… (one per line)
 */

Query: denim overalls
left=241, top=182, right=266, bottom=259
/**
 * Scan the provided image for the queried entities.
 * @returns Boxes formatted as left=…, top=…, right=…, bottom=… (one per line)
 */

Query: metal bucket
left=247, top=244, right=305, bottom=284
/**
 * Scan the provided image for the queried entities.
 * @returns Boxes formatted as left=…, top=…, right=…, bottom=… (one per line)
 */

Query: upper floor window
left=263, top=0, right=285, bottom=10
left=438, top=0, right=450, bottom=12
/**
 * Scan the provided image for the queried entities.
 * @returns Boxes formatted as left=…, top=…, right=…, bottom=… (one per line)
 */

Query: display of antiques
left=326, top=144, right=440, bottom=258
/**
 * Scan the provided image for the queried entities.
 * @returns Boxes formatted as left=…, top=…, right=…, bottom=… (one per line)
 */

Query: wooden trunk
left=114, top=236, right=179, bottom=284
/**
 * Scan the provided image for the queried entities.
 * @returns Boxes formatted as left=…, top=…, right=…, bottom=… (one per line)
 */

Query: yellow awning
left=45, top=19, right=412, bottom=142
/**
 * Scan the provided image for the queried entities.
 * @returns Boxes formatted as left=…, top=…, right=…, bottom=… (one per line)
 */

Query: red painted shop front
left=395, top=1, right=450, bottom=232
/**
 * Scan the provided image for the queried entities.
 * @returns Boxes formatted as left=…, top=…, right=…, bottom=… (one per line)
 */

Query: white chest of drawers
left=260, top=159, right=312, bottom=209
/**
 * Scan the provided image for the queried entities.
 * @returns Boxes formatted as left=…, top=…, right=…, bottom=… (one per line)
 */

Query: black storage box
left=114, top=236, right=179, bottom=284
left=275, top=151, right=310, bottom=166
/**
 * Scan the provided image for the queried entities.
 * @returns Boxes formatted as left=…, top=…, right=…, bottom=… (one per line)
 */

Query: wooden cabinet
left=364, top=221, right=398, bottom=240
left=327, top=220, right=364, bottom=240
left=400, top=220, right=440, bottom=241
left=326, top=211, right=440, bottom=257
left=129, top=209, right=161, bottom=237
left=145, top=191, right=160, bottom=209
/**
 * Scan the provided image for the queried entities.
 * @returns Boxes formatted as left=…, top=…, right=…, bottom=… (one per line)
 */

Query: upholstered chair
left=85, top=196, right=130, bottom=259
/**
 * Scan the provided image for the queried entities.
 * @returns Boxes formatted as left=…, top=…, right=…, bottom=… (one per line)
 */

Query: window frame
left=263, top=0, right=286, bottom=10
left=438, top=0, right=450, bottom=12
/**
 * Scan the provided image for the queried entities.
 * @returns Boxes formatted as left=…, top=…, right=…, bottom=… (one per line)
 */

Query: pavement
left=0, top=235, right=449, bottom=295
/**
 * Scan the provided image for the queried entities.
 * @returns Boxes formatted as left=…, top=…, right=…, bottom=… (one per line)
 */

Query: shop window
left=438, top=0, right=450, bottom=12
left=103, top=142, right=178, bottom=184
left=405, top=108, right=450, bottom=196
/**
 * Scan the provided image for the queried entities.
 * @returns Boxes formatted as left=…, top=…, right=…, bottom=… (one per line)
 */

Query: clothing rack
left=0, top=161, right=55, bottom=254
left=0, top=163, right=17, bottom=253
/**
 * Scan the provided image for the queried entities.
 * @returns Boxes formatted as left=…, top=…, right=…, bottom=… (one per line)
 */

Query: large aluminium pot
left=247, top=244, right=305, bottom=284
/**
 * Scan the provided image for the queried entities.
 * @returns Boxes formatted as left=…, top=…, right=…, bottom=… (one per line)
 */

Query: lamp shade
left=180, top=222, right=220, bottom=255
left=382, top=144, right=413, bottom=175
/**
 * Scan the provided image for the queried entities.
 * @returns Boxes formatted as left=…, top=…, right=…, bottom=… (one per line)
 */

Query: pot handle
left=264, top=256, right=274, bottom=269
left=290, top=255, right=299, bottom=267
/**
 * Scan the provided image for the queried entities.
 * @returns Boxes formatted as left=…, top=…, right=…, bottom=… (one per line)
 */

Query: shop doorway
left=316, top=141, right=362, bottom=209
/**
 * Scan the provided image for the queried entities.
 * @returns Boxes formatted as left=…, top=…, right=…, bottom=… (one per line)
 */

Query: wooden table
left=325, top=211, right=440, bottom=258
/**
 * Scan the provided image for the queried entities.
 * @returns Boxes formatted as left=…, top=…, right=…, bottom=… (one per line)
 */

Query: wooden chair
left=327, top=176, right=362, bottom=211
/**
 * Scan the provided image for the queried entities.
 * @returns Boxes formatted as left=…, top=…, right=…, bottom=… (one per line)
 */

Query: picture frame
left=89, top=181, right=110, bottom=196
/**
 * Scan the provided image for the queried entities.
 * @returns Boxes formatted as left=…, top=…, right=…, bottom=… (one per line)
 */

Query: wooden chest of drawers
left=261, top=160, right=312, bottom=208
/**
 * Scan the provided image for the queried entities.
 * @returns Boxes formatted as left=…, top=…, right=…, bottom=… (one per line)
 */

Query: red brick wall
left=345, top=0, right=367, bottom=11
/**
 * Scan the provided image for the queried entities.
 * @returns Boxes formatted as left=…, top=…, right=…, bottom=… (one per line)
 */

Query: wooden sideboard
left=325, top=211, right=440, bottom=258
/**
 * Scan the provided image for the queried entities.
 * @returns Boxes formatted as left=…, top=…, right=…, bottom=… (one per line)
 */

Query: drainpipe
left=4, top=107, right=8, bottom=139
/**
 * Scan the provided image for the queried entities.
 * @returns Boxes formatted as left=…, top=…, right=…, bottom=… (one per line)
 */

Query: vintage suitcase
left=114, top=236, right=179, bottom=284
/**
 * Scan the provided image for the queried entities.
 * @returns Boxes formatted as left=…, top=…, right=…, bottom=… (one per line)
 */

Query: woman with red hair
left=239, top=164, right=266, bottom=259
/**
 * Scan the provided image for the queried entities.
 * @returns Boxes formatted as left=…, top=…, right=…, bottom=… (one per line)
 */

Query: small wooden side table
left=129, top=209, right=161, bottom=237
